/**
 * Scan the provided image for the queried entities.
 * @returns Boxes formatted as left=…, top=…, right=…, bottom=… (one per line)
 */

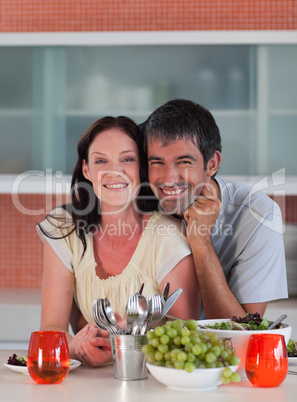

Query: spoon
left=268, top=313, right=288, bottom=329
left=131, top=294, right=149, bottom=335
left=103, top=298, right=123, bottom=333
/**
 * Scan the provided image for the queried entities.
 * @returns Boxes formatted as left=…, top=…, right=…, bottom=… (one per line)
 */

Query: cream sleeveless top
left=37, top=208, right=191, bottom=321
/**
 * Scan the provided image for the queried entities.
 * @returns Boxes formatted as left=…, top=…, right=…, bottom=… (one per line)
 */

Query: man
left=142, top=98, right=288, bottom=319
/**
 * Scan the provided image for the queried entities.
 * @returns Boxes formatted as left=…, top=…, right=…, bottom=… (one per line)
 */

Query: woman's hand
left=70, top=323, right=112, bottom=367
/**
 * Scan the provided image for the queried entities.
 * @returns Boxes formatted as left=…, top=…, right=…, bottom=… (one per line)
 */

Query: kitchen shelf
left=1, top=43, right=297, bottom=175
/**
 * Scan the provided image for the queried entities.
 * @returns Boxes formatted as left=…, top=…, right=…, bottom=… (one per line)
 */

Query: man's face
left=147, top=138, right=210, bottom=214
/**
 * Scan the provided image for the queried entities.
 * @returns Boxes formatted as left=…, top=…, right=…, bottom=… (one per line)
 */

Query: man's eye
left=149, top=161, right=163, bottom=166
left=179, top=160, right=191, bottom=165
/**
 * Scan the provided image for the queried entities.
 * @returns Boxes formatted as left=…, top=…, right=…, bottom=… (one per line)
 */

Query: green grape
left=154, top=326, right=165, bottom=337
left=154, top=360, right=165, bottom=366
left=220, top=350, right=229, bottom=359
left=144, top=318, right=240, bottom=380
left=197, top=353, right=205, bottom=361
left=205, top=352, right=217, bottom=363
left=158, top=344, right=169, bottom=354
left=146, top=330, right=155, bottom=340
left=200, top=343, right=208, bottom=354
left=181, top=327, right=191, bottom=337
left=174, top=360, right=185, bottom=370
left=142, top=344, right=154, bottom=354
left=210, top=346, right=221, bottom=357
left=173, top=335, right=182, bottom=346
left=230, top=372, right=241, bottom=383
left=228, top=355, right=240, bottom=366
left=205, top=341, right=212, bottom=350
left=145, top=352, right=155, bottom=364
left=172, top=319, right=185, bottom=330
left=167, top=328, right=178, bottom=338
left=192, top=344, right=202, bottom=355
left=155, top=351, right=164, bottom=361
left=177, top=351, right=187, bottom=362
left=209, top=333, right=219, bottom=343
left=186, top=352, right=196, bottom=363
left=184, top=362, right=196, bottom=373
left=221, top=376, right=231, bottom=385
left=185, top=319, right=198, bottom=330
left=184, top=342, right=194, bottom=353
left=181, top=336, right=191, bottom=345
left=164, top=351, right=172, bottom=361
left=222, top=367, right=233, bottom=378
left=160, top=334, right=170, bottom=345
left=150, top=337, right=160, bottom=348
left=170, top=348, right=180, bottom=361
left=190, top=336, right=201, bottom=344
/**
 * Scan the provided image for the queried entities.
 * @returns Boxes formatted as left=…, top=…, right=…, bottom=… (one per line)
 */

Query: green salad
left=287, top=339, right=297, bottom=357
left=206, top=313, right=271, bottom=331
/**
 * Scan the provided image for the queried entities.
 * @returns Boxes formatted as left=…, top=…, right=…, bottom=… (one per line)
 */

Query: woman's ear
left=206, top=151, right=221, bottom=177
left=82, top=159, right=90, bottom=181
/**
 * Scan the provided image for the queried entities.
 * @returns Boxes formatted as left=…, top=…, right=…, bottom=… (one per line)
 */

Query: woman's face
left=82, top=128, right=141, bottom=212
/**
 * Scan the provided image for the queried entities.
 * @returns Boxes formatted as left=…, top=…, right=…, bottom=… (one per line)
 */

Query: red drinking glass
left=245, top=333, right=288, bottom=387
left=27, top=331, right=70, bottom=384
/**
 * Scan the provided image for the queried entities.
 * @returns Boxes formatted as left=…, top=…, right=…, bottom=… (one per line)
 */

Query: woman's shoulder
left=39, top=204, right=75, bottom=237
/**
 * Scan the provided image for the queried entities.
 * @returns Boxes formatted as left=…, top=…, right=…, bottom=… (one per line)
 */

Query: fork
left=149, top=295, right=163, bottom=329
left=125, top=295, right=139, bottom=334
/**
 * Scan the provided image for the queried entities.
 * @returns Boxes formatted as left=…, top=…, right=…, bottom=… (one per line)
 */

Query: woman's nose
left=106, top=161, right=124, bottom=176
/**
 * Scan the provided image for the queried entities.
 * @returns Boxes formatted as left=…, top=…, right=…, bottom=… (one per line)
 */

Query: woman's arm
left=41, top=240, right=113, bottom=366
left=159, top=254, right=201, bottom=320
left=40, top=240, right=74, bottom=341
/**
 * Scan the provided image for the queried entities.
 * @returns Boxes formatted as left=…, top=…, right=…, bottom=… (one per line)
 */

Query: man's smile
left=159, top=186, right=188, bottom=199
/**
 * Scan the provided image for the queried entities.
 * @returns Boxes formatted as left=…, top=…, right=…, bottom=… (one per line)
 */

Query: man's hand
left=183, top=184, right=222, bottom=246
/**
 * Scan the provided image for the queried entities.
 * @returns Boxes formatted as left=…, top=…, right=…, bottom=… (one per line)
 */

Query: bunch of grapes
left=142, top=319, right=241, bottom=384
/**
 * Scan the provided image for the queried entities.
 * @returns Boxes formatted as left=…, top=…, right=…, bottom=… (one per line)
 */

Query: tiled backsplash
left=0, top=192, right=296, bottom=288
left=0, top=0, right=296, bottom=32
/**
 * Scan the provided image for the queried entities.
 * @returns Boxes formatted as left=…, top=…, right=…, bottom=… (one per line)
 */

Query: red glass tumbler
left=27, top=331, right=70, bottom=384
left=245, top=333, right=288, bottom=387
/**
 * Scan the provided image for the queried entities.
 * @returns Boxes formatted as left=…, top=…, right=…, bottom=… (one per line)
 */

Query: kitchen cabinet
left=0, top=44, right=296, bottom=175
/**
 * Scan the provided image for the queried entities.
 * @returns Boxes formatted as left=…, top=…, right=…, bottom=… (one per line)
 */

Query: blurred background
left=0, top=0, right=296, bottom=346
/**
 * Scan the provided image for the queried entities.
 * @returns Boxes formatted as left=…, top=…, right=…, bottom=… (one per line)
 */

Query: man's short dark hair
left=142, top=99, right=222, bottom=172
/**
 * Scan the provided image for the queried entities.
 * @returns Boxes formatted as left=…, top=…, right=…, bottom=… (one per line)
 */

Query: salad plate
left=4, top=359, right=81, bottom=375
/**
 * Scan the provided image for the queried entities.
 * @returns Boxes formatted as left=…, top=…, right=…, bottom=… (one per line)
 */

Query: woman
left=37, top=116, right=200, bottom=367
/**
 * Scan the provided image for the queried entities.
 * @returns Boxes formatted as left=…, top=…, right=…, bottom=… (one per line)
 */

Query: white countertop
left=1, top=349, right=296, bottom=402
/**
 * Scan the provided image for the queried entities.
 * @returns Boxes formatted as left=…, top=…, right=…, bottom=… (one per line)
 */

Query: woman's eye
left=95, top=159, right=106, bottom=164
left=123, top=157, right=135, bottom=162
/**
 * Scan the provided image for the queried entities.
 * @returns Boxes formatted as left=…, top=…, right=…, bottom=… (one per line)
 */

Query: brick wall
left=0, top=0, right=296, bottom=32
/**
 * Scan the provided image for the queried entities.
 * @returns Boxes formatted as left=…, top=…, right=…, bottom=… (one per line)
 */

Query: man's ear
left=82, top=159, right=90, bottom=181
left=206, top=151, right=221, bottom=177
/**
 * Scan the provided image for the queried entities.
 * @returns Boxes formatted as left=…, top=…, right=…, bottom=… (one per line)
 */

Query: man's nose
left=161, top=165, right=181, bottom=186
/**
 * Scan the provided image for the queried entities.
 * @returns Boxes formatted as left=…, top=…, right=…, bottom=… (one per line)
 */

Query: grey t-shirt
left=200, top=177, right=288, bottom=318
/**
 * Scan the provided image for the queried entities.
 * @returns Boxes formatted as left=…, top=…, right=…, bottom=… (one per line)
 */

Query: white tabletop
left=1, top=350, right=296, bottom=402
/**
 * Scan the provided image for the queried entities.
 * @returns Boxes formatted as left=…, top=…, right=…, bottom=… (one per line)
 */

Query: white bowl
left=146, top=362, right=238, bottom=391
left=198, top=318, right=292, bottom=377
